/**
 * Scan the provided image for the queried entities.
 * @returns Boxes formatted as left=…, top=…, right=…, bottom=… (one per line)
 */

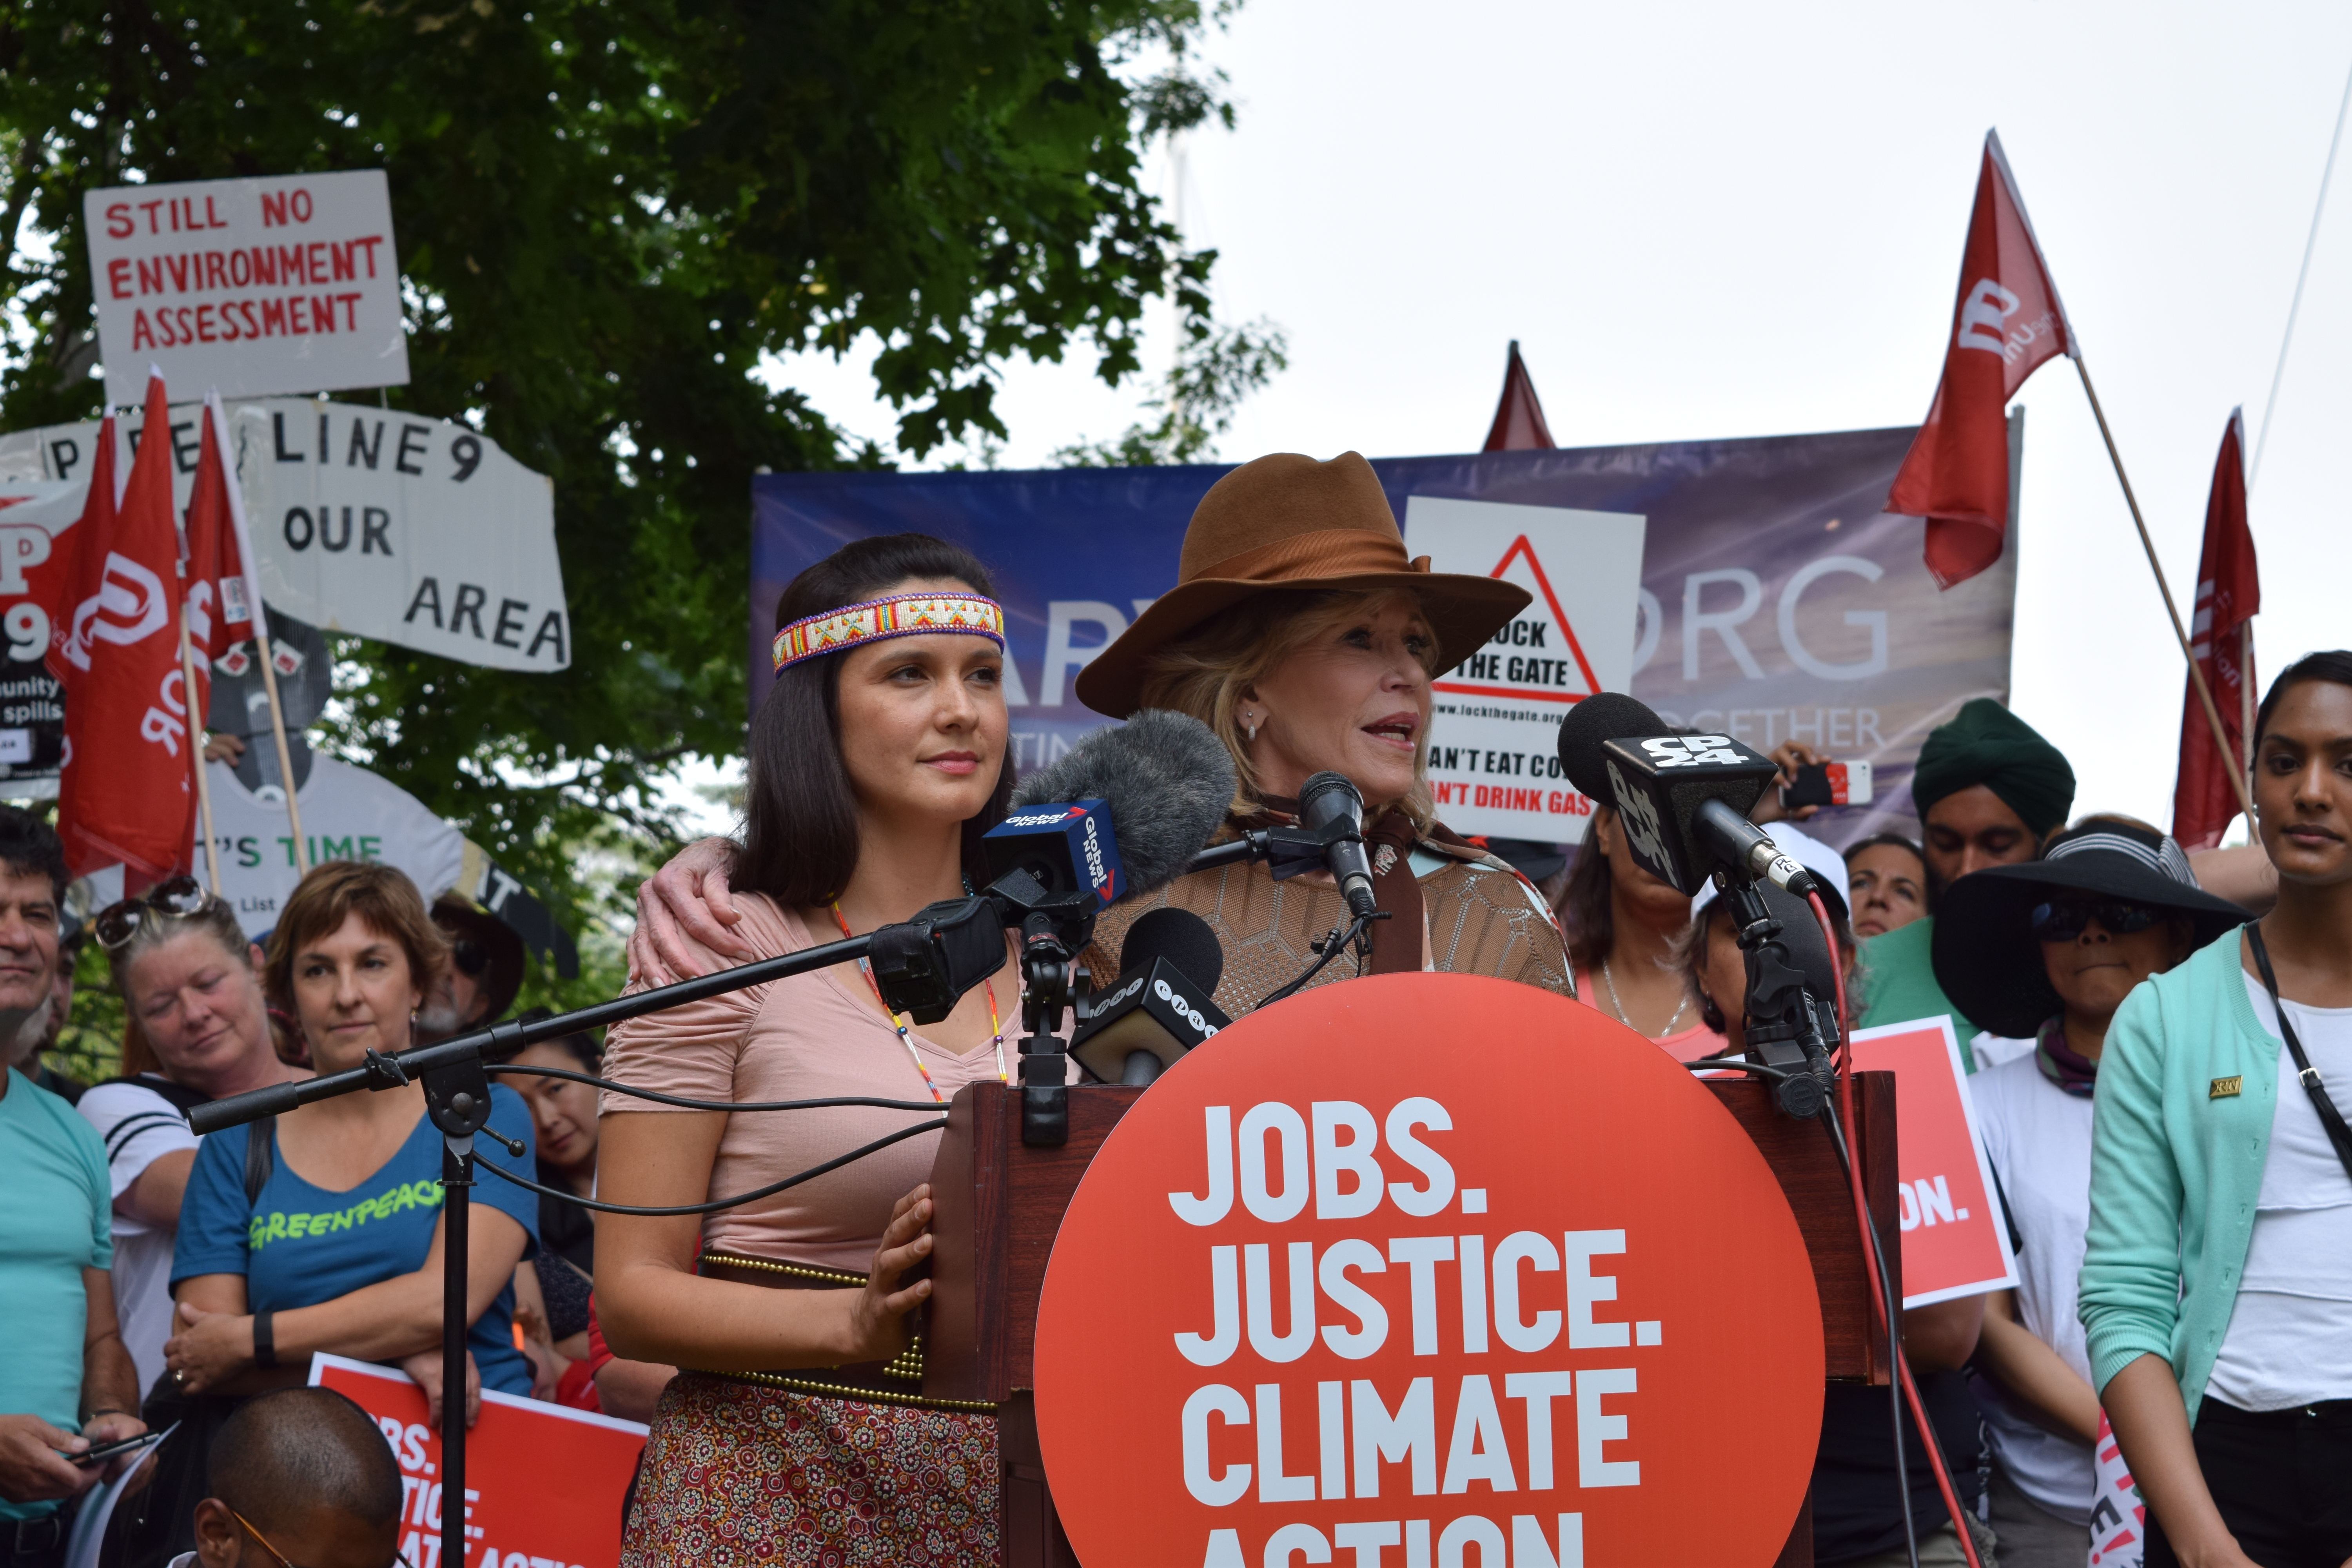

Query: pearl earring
left=1242, top=711, right=1259, bottom=742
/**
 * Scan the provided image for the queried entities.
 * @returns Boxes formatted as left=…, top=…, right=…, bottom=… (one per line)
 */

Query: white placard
left=0, top=399, right=568, bottom=672
left=84, top=169, right=408, bottom=408
left=1402, top=495, right=1646, bottom=842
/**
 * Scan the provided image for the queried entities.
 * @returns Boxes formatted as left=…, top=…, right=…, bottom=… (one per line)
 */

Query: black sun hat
left=1930, top=818, right=2251, bottom=1039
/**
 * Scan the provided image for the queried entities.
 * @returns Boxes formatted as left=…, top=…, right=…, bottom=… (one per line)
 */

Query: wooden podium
left=926, top=1074, right=1900, bottom=1568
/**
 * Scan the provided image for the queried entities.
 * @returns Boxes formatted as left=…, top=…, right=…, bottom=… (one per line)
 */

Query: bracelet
left=83, top=1408, right=132, bottom=1422
left=252, top=1311, right=278, bottom=1370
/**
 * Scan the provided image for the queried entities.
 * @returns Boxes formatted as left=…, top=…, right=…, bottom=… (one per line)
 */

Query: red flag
left=1482, top=339, right=1556, bottom=452
left=2171, top=409, right=2259, bottom=849
left=183, top=393, right=269, bottom=733
left=54, top=372, right=193, bottom=884
left=1887, top=131, right=2075, bottom=589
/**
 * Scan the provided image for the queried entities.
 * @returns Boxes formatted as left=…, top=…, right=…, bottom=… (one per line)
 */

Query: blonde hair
left=108, top=897, right=255, bottom=1078
left=1135, top=587, right=1441, bottom=830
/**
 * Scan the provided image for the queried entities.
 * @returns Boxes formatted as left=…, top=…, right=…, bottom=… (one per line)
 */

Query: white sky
left=767, top=0, right=2352, bottom=838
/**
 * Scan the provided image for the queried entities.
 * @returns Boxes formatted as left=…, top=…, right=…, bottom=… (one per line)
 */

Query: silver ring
left=171, top=1369, right=187, bottom=1387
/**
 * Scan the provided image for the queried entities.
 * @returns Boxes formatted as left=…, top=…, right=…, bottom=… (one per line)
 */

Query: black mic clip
left=1723, top=877, right=1837, bottom=1120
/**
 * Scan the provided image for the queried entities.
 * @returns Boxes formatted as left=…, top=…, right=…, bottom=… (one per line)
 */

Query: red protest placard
left=1034, top=973, right=1824, bottom=1568
left=309, top=1353, right=647, bottom=1568
left=1846, top=1017, right=2020, bottom=1308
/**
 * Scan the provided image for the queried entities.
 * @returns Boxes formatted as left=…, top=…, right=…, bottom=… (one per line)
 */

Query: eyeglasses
left=2029, top=898, right=2163, bottom=942
left=95, top=875, right=221, bottom=951
left=230, top=1505, right=414, bottom=1568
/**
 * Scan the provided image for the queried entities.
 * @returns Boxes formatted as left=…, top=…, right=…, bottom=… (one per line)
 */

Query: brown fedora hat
left=1075, top=452, right=1532, bottom=718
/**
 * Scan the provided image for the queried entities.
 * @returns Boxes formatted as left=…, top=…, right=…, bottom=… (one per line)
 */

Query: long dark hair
left=1560, top=810, right=1615, bottom=973
left=735, top=534, right=1013, bottom=908
left=2254, top=650, right=2352, bottom=747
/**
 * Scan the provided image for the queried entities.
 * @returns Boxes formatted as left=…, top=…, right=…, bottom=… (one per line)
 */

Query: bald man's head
left=209, top=1387, right=402, bottom=1537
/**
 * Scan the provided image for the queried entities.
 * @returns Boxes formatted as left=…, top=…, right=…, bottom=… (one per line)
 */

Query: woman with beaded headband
left=598, top=533, right=1045, bottom=1566
left=633, top=454, right=1572, bottom=1028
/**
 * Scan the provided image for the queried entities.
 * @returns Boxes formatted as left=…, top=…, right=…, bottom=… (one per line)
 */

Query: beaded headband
left=771, top=592, right=1006, bottom=674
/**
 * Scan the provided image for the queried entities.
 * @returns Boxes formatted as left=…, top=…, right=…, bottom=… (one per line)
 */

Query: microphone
left=1555, top=694, right=1816, bottom=899
left=1004, top=710, right=1238, bottom=903
left=1068, top=907, right=1230, bottom=1086
left=1297, top=771, right=1378, bottom=919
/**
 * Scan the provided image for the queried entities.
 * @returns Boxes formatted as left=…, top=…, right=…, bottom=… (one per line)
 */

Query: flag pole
left=2073, top=359, right=2257, bottom=821
left=249, top=623, right=309, bottom=876
left=179, top=619, right=222, bottom=893
left=2241, top=621, right=2258, bottom=833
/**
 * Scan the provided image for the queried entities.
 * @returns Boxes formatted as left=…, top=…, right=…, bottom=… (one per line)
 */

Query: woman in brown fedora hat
left=630, top=453, right=1571, bottom=1016
left=1066, top=450, right=1572, bottom=1011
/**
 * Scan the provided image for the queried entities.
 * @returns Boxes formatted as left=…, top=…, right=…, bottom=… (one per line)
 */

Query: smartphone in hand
left=66, top=1431, right=162, bottom=1467
left=1780, top=760, right=1873, bottom=810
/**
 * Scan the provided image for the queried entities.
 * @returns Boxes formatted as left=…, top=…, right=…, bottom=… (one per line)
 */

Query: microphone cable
left=1807, top=888, right=1983, bottom=1568
left=467, top=1064, right=949, bottom=1218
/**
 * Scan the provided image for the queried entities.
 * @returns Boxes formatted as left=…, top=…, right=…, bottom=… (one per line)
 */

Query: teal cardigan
left=2079, top=927, right=2275, bottom=1423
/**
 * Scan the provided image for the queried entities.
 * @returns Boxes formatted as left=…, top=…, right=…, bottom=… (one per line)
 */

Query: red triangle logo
left=1431, top=533, right=1602, bottom=704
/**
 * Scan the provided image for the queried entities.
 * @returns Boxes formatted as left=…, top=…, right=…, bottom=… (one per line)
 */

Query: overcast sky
left=769, top=0, right=2352, bottom=838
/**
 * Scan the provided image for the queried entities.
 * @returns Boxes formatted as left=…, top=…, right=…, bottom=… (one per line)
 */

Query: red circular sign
left=1034, top=973, right=1821, bottom=1567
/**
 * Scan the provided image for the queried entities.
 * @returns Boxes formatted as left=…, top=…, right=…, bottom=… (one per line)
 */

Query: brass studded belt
left=695, top=1250, right=990, bottom=1412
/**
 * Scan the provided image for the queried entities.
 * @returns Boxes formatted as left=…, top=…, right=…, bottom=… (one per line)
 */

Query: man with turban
left=1860, top=698, right=2078, bottom=1056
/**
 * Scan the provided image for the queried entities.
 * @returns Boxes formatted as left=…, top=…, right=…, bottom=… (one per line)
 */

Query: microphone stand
left=1721, top=875, right=1837, bottom=1120
left=186, top=897, right=1025, bottom=1568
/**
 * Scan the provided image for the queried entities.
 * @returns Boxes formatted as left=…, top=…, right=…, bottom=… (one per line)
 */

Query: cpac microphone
left=1297, top=771, right=1377, bottom=919
left=1557, top=692, right=1817, bottom=899
left=1069, top=907, right=1229, bottom=1086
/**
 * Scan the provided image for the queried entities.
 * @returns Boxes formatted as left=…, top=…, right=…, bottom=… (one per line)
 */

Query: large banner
left=0, top=398, right=569, bottom=674
left=751, top=420, right=2020, bottom=847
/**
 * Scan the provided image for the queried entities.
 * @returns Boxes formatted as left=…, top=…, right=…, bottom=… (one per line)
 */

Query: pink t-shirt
left=600, top=895, right=1051, bottom=1274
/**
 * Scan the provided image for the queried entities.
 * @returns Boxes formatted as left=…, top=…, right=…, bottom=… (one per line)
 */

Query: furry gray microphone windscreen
left=1009, top=709, right=1237, bottom=901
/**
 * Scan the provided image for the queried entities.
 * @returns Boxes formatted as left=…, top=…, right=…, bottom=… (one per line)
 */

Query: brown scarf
left=1245, top=796, right=1429, bottom=975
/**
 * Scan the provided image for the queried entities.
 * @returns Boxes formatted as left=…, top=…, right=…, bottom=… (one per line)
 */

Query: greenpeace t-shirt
left=171, top=1086, right=539, bottom=1394
left=0, top=1069, right=113, bottom=1523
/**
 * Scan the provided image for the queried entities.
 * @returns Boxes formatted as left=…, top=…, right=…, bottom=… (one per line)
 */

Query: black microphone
left=1556, top=694, right=1817, bottom=899
left=1069, top=907, right=1230, bottom=1086
left=1298, top=771, right=1378, bottom=919
left=1006, top=710, right=1238, bottom=902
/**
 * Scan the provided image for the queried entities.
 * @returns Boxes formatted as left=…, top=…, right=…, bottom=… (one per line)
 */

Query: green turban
left=1911, top=697, right=2075, bottom=837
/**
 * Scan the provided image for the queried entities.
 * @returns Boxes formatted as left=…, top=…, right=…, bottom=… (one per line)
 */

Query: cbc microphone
left=1069, top=907, right=1230, bottom=1085
left=1297, top=771, right=1378, bottom=920
left=1556, top=693, right=1817, bottom=900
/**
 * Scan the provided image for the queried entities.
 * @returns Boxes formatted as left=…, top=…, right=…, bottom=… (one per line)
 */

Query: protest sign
left=203, top=757, right=465, bottom=936
left=83, top=170, right=408, bottom=408
left=0, top=481, right=78, bottom=793
left=1846, top=1016, right=2019, bottom=1308
left=1401, top=496, right=1646, bottom=840
left=750, top=417, right=2022, bottom=851
left=0, top=398, right=569, bottom=674
left=2089, top=1409, right=2145, bottom=1567
left=309, top=1353, right=647, bottom=1568
left=1034, top=973, right=1822, bottom=1567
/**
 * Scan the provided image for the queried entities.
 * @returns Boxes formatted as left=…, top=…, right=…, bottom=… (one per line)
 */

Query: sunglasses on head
left=2028, top=898, right=2163, bottom=942
left=95, top=875, right=222, bottom=951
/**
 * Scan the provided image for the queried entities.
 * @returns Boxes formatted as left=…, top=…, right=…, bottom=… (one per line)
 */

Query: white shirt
left=75, top=1078, right=200, bottom=1400
left=203, top=756, right=465, bottom=938
left=1970, top=1031, right=2036, bottom=1073
left=1971, top=1052, right=2096, bottom=1524
left=2206, top=975, right=2352, bottom=1412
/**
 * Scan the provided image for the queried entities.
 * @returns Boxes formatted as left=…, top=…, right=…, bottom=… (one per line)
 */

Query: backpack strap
left=243, top=1116, right=276, bottom=1205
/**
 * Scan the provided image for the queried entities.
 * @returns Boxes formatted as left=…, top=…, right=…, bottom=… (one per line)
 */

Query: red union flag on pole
left=1888, top=130, right=2077, bottom=589
left=54, top=370, right=193, bottom=883
left=182, top=393, right=268, bottom=692
left=2172, top=409, right=2259, bottom=849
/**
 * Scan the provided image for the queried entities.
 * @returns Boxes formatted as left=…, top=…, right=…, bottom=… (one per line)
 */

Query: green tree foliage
left=1052, top=315, right=1287, bottom=467
left=0, top=0, right=1240, bottom=1007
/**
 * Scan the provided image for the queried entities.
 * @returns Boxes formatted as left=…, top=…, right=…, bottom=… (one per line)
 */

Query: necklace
left=1601, top=957, right=1689, bottom=1040
left=829, top=902, right=1008, bottom=1098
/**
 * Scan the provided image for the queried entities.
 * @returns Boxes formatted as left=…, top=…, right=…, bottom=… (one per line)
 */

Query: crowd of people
left=0, top=449, right=2343, bottom=1568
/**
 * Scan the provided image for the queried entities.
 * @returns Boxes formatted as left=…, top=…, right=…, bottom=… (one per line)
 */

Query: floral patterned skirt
left=621, top=1372, right=1000, bottom=1567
